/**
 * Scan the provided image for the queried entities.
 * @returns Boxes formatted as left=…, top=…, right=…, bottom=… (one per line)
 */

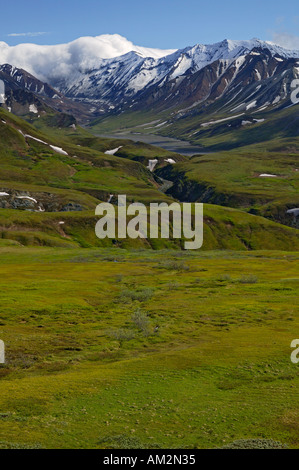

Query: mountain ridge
left=1, top=36, right=298, bottom=104
left=1, top=35, right=299, bottom=147
left=48, top=37, right=299, bottom=110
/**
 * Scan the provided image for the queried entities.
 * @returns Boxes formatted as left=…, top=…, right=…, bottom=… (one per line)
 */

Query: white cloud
left=271, top=32, right=299, bottom=50
left=7, top=32, right=48, bottom=37
left=0, top=34, right=176, bottom=84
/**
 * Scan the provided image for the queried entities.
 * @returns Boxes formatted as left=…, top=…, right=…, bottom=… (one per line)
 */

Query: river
left=97, top=132, right=208, bottom=156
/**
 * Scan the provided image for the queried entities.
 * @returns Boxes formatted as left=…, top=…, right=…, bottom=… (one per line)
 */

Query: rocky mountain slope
left=1, top=36, right=298, bottom=116
left=0, top=35, right=298, bottom=245
left=0, top=105, right=297, bottom=249
left=0, top=64, right=94, bottom=122
left=39, top=38, right=299, bottom=115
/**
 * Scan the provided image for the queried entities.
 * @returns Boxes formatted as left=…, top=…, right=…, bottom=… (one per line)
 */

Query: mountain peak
left=1, top=35, right=298, bottom=110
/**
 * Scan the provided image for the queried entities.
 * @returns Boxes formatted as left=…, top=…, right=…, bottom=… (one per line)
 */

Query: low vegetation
left=0, top=247, right=298, bottom=449
left=0, top=97, right=298, bottom=451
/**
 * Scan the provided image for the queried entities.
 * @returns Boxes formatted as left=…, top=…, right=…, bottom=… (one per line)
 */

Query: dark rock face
left=0, top=191, right=41, bottom=211
left=0, top=190, right=85, bottom=212
left=39, top=42, right=298, bottom=121
left=0, top=64, right=61, bottom=99
left=1, top=41, right=298, bottom=125
left=0, top=65, right=91, bottom=123
left=61, top=203, right=83, bottom=212
left=2, top=88, right=45, bottom=117
left=121, top=49, right=299, bottom=117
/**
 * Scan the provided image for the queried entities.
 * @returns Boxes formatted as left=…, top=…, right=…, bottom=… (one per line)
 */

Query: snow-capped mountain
left=0, top=34, right=176, bottom=83
left=1, top=35, right=298, bottom=111
left=0, top=64, right=62, bottom=99
left=44, top=38, right=299, bottom=112
left=127, top=47, right=299, bottom=113
left=0, top=64, right=94, bottom=121
left=0, top=35, right=298, bottom=128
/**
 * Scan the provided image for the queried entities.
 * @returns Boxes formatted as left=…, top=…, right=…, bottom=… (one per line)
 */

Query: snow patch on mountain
left=1, top=35, right=298, bottom=115
left=105, top=146, right=122, bottom=155
left=29, top=104, right=38, bottom=113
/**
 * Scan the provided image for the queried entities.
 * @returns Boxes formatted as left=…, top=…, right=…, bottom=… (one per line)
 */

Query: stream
left=97, top=132, right=209, bottom=156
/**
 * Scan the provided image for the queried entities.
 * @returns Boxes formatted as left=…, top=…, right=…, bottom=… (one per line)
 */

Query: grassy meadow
left=0, top=103, right=298, bottom=450
left=0, top=247, right=298, bottom=449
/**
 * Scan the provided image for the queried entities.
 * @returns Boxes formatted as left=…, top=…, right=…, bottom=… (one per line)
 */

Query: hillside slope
left=0, top=107, right=297, bottom=250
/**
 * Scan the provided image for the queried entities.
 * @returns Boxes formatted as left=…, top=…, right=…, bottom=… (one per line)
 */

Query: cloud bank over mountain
left=0, top=33, right=298, bottom=90
left=0, top=34, right=176, bottom=82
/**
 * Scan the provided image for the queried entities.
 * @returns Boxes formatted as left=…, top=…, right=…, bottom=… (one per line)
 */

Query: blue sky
left=1, top=0, right=299, bottom=49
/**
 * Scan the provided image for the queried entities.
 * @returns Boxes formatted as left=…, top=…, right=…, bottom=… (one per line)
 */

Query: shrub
left=0, top=441, right=42, bottom=449
left=98, top=434, right=161, bottom=449
left=158, top=260, right=189, bottom=271
left=118, top=287, right=154, bottom=303
left=131, top=308, right=152, bottom=336
left=108, top=328, right=135, bottom=345
left=219, top=439, right=287, bottom=449
left=237, top=275, right=258, bottom=284
left=166, top=281, right=180, bottom=290
left=216, top=274, right=231, bottom=282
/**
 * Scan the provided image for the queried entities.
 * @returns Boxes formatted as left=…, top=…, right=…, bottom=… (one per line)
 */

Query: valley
left=0, top=32, right=298, bottom=451
left=96, top=132, right=208, bottom=156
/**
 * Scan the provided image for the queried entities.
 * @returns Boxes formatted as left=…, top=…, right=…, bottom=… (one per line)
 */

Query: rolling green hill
left=0, top=106, right=298, bottom=250
left=0, top=107, right=179, bottom=207
left=156, top=141, right=299, bottom=227
left=0, top=49, right=298, bottom=452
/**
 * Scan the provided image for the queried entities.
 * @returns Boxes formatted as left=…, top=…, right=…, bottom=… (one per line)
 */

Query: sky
left=1, top=0, right=299, bottom=50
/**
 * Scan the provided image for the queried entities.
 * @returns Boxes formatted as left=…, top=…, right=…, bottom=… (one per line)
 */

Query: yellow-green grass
left=2, top=106, right=298, bottom=226
left=0, top=108, right=177, bottom=205
left=0, top=203, right=298, bottom=250
left=160, top=103, right=299, bottom=151
left=89, top=97, right=299, bottom=153
left=89, top=109, right=172, bottom=135
left=0, top=247, right=298, bottom=448
left=157, top=142, right=299, bottom=224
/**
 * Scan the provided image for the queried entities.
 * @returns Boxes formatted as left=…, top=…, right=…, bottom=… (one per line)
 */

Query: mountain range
left=1, top=33, right=299, bottom=453
left=0, top=33, right=298, bottom=237
left=0, top=36, right=297, bottom=109
left=51, top=38, right=299, bottom=113
left=0, top=35, right=298, bottom=146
